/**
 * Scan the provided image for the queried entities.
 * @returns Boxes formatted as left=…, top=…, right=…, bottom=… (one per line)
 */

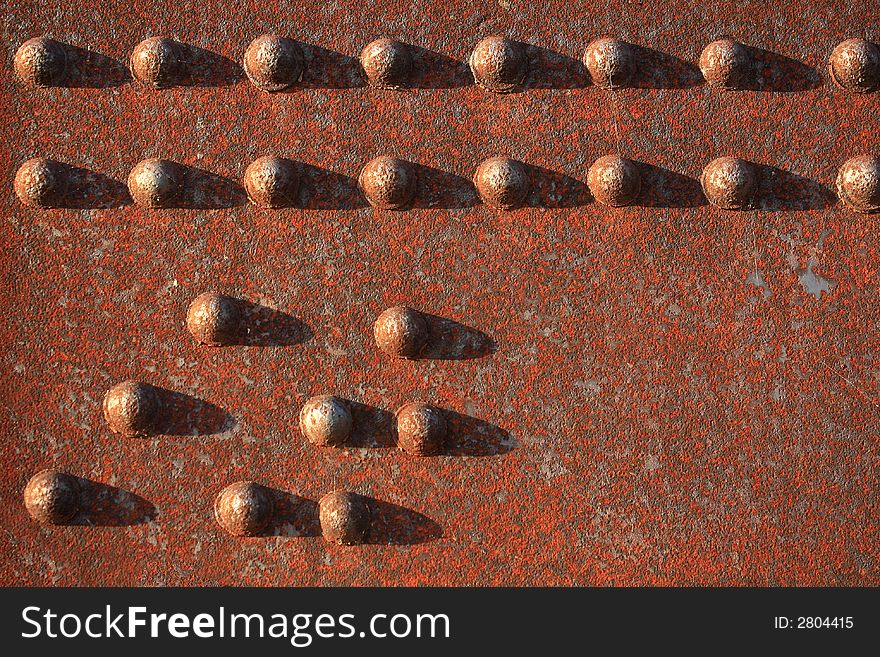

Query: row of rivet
left=14, top=35, right=880, bottom=93
left=14, top=154, right=880, bottom=213
left=28, top=304, right=460, bottom=542
left=24, top=469, right=372, bottom=543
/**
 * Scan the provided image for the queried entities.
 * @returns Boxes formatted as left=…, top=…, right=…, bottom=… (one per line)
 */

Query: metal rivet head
left=587, top=155, right=641, bottom=206
left=243, top=156, right=300, bottom=208
left=583, top=37, right=635, bottom=88
left=699, top=39, right=751, bottom=89
left=395, top=402, right=447, bottom=456
left=299, top=395, right=353, bottom=447
left=700, top=157, right=756, bottom=210
left=319, top=491, right=370, bottom=545
left=829, top=39, right=880, bottom=93
left=14, top=37, right=67, bottom=87
left=130, top=37, right=182, bottom=88
left=358, top=155, right=416, bottom=210
left=360, top=38, right=412, bottom=89
left=469, top=35, right=528, bottom=93
left=836, top=154, right=880, bottom=213
left=102, top=380, right=160, bottom=437
left=24, top=469, right=79, bottom=524
left=14, top=158, right=68, bottom=208
left=374, top=306, right=429, bottom=359
left=127, top=158, right=181, bottom=208
left=473, top=156, right=530, bottom=210
left=243, top=34, right=304, bottom=92
left=214, top=481, right=274, bottom=537
left=186, top=292, right=243, bottom=346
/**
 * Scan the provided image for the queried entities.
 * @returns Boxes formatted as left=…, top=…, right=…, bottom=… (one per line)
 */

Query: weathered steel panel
left=1, top=0, right=877, bottom=585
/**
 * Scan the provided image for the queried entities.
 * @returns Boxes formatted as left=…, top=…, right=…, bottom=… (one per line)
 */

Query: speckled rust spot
left=102, top=380, right=160, bottom=437
left=243, top=156, right=300, bottom=208
left=469, top=35, right=527, bottom=93
left=360, top=38, right=412, bottom=89
left=243, top=34, right=304, bottom=92
left=13, top=37, right=67, bottom=87
left=358, top=155, right=416, bottom=210
left=699, top=38, right=751, bottom=89
left=23, top=469, right=79, bottom=524
left=130, top=37, right=181, bottom=88
left=373, top=306, right=429, bottom=358
left=700, top=156, right=756, bottom=210
left=836, top=154, right=880, bottom=213
left=299, top=395, right=353, bottom=447
left=14, top=158, right=68, bottom=208
left=127, top=158, right=181, bottom=208
left=829, top=38, right=880, bottom=93
left=319, top=491, right=370, bottom=545
left=473, top=156, right=530, bottom=210
left=395, top=402, right=447, bottom=456
left=587, top=154, right=641, bottom=207
left=186, top=292, right=243, bottom=346
left=214, top=481, right=274, bottom=537
left=583, top=37, right=635, bottom=88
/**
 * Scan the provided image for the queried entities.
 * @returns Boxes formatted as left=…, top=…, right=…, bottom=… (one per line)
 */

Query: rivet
left=473, top=156, right=530, bottom=210
left=836, top=154, right=880, bottom=213
left=469, top=35, right=528, bottom=93
left=319, top=491, right=370, bottom=545
left=243, top=156, right=300, bottom=208
left=587, top=154, right=641, bottom=206
left=358, top=155, right=416, bottom=210
left=373, top=306, right=429, bottom=359
left=700, top=157, right=756, bottom=210
left=214, top=481, right=274, bottom=537
left=14, top=37, right=67, bottom=87
left=127, top=158, right=181, bottom=208
left=130, top=37, right=182, bottom=88
left=186, top=292, right=243, bottom=346
left=583, top=37, right=635, bottom=88
left=699, top=39, right=751, bottom=89
left=14, top=158, right=68, bottom=208
left=102, top=380, right=160, bottom=437
left=243, top=34, right=304, bottom=92
left=395, top=402, right=447, bottom=456
left=24, top=469, right=79, bottom=524
left=828, top=38, right=880, bottom=93
left=360, top=38, right=412, bottom=89
left=299, top=395, right=353, bottom=447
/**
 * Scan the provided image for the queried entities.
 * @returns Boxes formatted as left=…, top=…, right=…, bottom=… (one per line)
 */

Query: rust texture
left=0, top=0, right=878, bottom=586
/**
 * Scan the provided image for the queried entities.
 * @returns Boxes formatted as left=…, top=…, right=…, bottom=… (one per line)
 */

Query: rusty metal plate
left=1, top=0, right=878, bottom=586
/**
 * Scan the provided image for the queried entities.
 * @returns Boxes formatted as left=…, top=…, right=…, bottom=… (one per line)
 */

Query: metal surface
left=1, top=0, right=878, bottom=586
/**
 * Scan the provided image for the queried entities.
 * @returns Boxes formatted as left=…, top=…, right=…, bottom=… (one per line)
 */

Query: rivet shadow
left=633, top=161, right=707, bottom=208
left=59, top=164, right=132, bottom=209
left=234, top=301, right=312, bottom=347
left=442, top=409, right=516, bottom=457
left=346, top=401, right=396, bottom=449
left=418, top=312, right=497, bottom=360
left=407, top=45, right=472, bottom=89
left=297, top=163, right=368, bottom=210
left=152, top=387, right=236, bottom=436
left=260, top=489, right=322, bottom=538
left=410, top=163, right=480, bottom=209
left=626, top=44, right=704, bottom=89
left=754, top=164, right=835, bottom=211
left=297, top=43, right=365, bottom=89
left=525, top=164, right=592, bottom=208
left=61, top=43, right=131, bottom=88
left=741, top=46, right=823, bottom=92
left=524, top=44, right=589, bottom=89
left=66, top=476, right=157, bottom=526
left=365, top=497, right=443, bottom=545
left=168, top=164, right=248, bottom=209
left=174, top=42, right=244, bottom=87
